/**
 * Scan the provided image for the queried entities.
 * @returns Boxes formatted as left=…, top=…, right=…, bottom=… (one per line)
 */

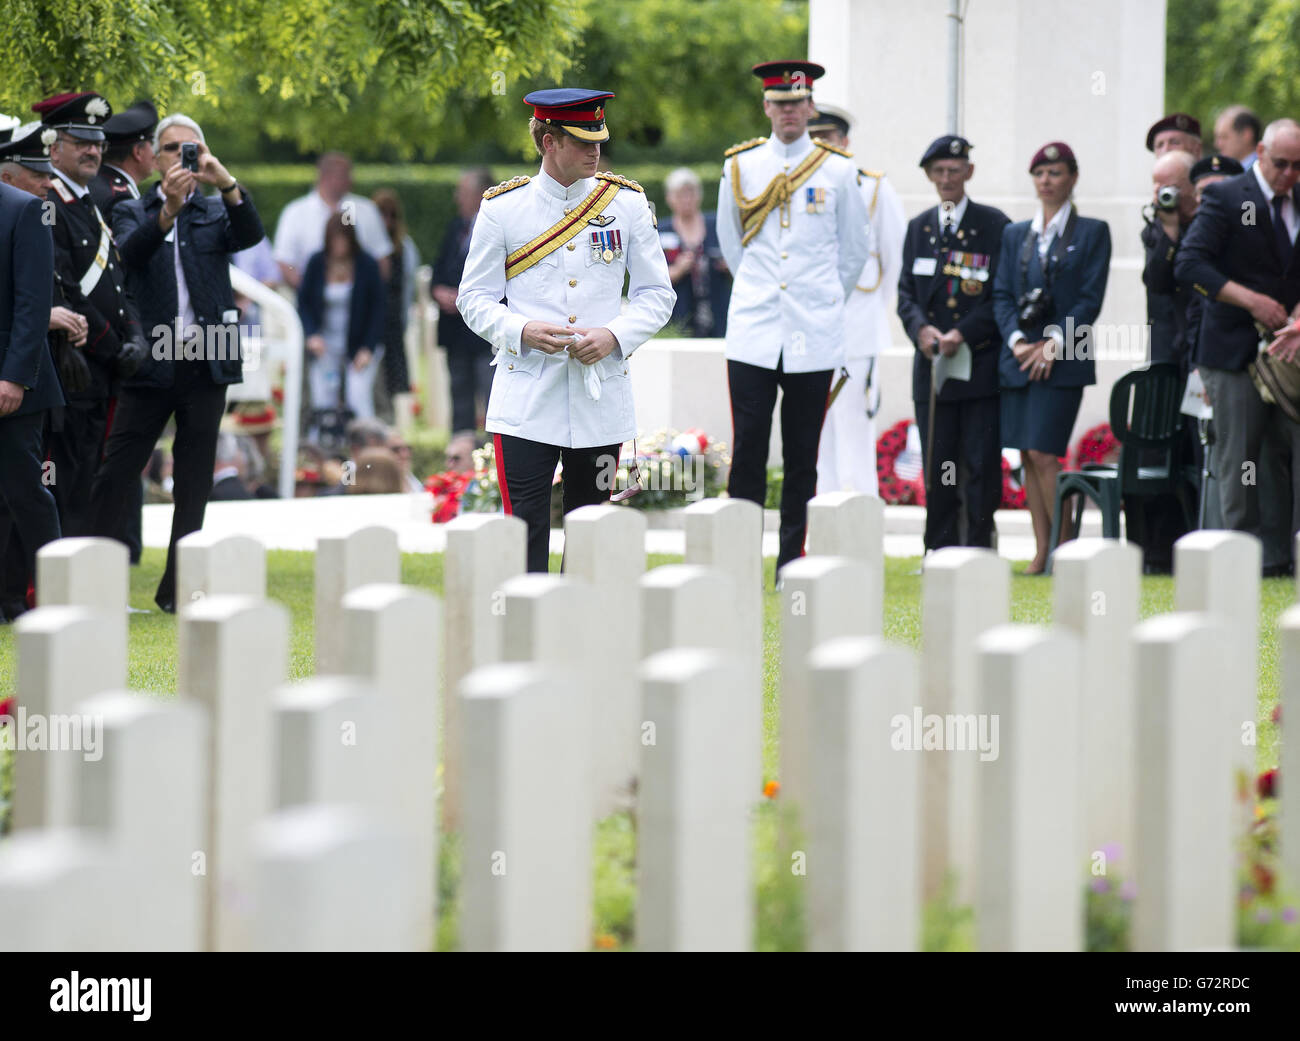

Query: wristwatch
left=219, top=180, right=238, bottom=193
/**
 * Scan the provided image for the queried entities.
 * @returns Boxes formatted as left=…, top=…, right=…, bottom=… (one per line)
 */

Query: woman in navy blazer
left=993, top=141, right=1112, bottom=573
left=298, top=212, right=385, bottom=421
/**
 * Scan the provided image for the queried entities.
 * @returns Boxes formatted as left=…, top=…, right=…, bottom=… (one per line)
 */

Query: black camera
left=1155, top=184, right=1180, bottom=212
left=1017, top=287, right=1054, bottom=327
left=180, top=142, right=199, bottom=173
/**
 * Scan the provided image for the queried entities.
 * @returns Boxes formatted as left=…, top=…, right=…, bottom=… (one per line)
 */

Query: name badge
left=912, top=257, right=937, bottom=276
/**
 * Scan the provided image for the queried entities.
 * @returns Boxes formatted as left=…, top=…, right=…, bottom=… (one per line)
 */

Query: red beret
left=1145, top=113, right=1201, bottom=152
left=1029, top=141, right=1076, bottom=172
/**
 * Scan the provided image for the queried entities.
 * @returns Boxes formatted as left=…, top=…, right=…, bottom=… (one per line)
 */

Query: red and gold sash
left=505, top=179, right=622, bottom=280
left=731, top=145, right=831, bottom=245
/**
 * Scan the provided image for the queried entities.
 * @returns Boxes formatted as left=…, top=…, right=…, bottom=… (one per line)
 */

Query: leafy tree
left=1166, top=0, right=1300, bottom=133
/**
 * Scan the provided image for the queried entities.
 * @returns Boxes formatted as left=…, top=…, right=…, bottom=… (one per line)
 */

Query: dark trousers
left=90, top=363, right=227, bottom=609
left=0, top=411, right=61, bottom=619
left=46, top=399, right=110, bottom=536
left=495, top=433, right=620, bottom=573
left=914, top=394, right=1002, bottom=550
left=446, top=339, right=494, bottom=436
left=726, top=357, right=832, bottom=573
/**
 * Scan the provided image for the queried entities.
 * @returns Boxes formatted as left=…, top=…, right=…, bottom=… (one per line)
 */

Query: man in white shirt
left=457, top=88, right=674, bottom=572
left=717, top=60, right=871, bottom=581
left=807, top=105, right=905, bottom=498
left=273, top=152, right=392, bottom=289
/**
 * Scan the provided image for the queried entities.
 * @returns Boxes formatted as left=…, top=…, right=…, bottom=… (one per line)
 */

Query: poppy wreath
left=875, top=419, right=925, bottom=505
left=1070, top=422, right=1119, bottom=470
left=425, top=471, right=472, bottom=523
left=1000, top=455, right=1027, bottom=509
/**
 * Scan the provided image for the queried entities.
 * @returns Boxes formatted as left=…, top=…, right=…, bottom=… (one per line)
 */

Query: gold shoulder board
left=724, top=137, right=767, bottom=157
left=482, top=175, right=530, bottom=200
left=815, top=139, right=854, bottom=159
left=595, top=171, right=645, bottom=193
left=858, top=168, right=883, bottom=180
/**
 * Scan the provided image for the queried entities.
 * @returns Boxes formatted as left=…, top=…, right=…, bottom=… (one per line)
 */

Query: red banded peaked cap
left=1029, top=141, right=1076, bottom=172
left=751, top=60, right=825, bottom=100
left=524, top=88, right=615, bottom=143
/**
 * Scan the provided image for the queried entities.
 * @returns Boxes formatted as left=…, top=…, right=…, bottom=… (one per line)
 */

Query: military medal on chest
left=805, top=186, right=825, bottom=214
left=589, top=228, right=622, bottom=263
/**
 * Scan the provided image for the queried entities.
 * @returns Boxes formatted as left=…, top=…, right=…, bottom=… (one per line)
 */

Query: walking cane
left=1197, top=416, right=1213, bottom=530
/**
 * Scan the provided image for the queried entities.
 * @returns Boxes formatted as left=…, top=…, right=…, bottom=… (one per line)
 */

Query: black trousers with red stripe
left=726, top=358, right=833, bottom=575
left=495, top=433, right=621, bottom=573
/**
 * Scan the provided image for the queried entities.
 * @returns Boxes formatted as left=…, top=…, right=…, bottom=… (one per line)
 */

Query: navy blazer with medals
left=992, top=212, right=1112, bottom=389
left=897, top=199, right=1010, bottom=403
left=0, top=182, right=63, bottom=417
left=1174, top=171, right=1300, bottom=372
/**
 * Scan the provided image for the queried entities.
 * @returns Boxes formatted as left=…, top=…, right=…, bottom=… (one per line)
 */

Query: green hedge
left=235, top=162, right=724, bottom=266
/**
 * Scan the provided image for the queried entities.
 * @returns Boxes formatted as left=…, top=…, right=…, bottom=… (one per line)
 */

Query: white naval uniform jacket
left=844, top=170, right=906, bottom=361
left=457, top=167, right=675, bottom=449
left=717, top=133, right=871, bottom=373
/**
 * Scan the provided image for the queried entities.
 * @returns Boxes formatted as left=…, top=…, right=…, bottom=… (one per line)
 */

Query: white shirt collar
left=938, top=195, right=969, bottom=230
left=768, top=132, right=813, bottom=161
left=1253, top=162, right=1278, bottom=203
left=535, top=166, right=593, bottom=202
left=53, top=166, right=89, bottom=199
left=1031, top=200, right=1073, bottom=240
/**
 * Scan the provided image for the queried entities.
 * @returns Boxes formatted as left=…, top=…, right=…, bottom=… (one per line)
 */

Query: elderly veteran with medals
left=717, top=61, right=871, bottom=584
left=993, top=141, right=1112, bottom=574
left=897, top=135, right=1009, bottom=552
left=457, top=88, right=675, bottom=573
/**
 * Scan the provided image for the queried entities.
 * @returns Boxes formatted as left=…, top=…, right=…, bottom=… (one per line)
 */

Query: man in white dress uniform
left=457, top=88, right=675, bottom=572
left=808, top=105, right=906, bottom=498
left=717, top=60, right=871, bottom=581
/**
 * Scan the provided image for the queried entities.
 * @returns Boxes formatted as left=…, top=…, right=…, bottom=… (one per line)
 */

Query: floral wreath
left=875, top=419, right=925, bottom=505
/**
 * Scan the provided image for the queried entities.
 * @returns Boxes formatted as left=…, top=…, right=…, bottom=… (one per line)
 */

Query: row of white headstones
left=0, top=492, right=1296, bottom=951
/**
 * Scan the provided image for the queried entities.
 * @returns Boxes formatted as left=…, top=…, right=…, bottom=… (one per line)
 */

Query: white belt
left=78, top=211, right=112, bottom=298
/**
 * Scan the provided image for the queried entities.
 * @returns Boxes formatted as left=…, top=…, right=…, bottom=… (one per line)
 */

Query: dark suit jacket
left=897, top=199, right=1010, bottom=402
left=993, top=213, right=1112, bottom=389
left=1174, top=171, right=1300, bottom=371
left=114, top=186, right=265, bottom=388
left=0, top=182, right=62, bottom=416
left=432, top=214, right=481, bottom=352
left=1142, top=218, right=1193, bottom=369
left=298, top=250, right=385, bottom=360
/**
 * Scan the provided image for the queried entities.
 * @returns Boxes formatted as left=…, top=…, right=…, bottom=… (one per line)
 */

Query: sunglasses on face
left=1266, top=155, right=1300, bottom=173
left=159, top=141, right=201, bottom=153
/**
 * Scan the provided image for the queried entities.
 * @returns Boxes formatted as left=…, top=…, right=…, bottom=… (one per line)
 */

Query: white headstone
left=640, top=565, right=750, bottom=804
left=1174, top=531, right=1261, bottom=785
left=1275, top=606, right=1300, bottom=896
left=11, top=606, right=125, bottom=831
left=779, top=556, right=873, bottom=812
left=342, top=584, right=441, bottom=951
left=177, top=531, right=266, bottom=610
left=1051, top=539, right=1141, bottom=867
left=638, top=648, right=752, bottom=952
left=806, top=492, right=884, bottom=634
left=564, top=504, right=646, bottom=808
left=314, top=526, right=400, bottom=675
left=274, top=676, right=389, bottom=811
left=920, top=547, right=1009, bottom=901
left=683, top=497, right=765, bottom=793
left=0, top=830, right=109, bottom=951
left=76, top=690, right=209, bottom=951
left=807, top=636, right=919, bottom=952
left=443, top=514, right=527, bottom=829
left=35, top=537, right=128, bottom=651
left=975, top=625, right=1082, bottom=952
left=1133, top=613, right=1235, bottom=951
left=459, top=662, right=589, bottom=951
left=253, top=806, right=420, bottom=951
left=178, top=595, right=289, bottom=952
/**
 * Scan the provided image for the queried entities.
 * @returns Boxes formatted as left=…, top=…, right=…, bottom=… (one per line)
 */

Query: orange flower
left=594, top=933, right=618, bottom=950
left=763, top=780, right=780, bottom=799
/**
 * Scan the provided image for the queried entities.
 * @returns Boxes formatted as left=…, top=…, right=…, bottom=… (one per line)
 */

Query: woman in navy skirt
left=993, top=142, right=1112, bottom=573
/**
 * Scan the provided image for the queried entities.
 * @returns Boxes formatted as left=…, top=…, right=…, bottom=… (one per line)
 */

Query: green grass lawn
left=0, top=548, right=1293, bottom=950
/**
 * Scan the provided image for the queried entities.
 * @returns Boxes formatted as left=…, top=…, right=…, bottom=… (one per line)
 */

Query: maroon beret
left=1029, top=141, right=1076, bottom=172
left=1145, top=113, right=1201, bottom=152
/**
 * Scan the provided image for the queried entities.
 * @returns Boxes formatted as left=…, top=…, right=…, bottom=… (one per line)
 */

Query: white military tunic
left=816, top=168, right=907, bottom=496
left=716, top=133, right=871, bottom=373
left=457, top=167, right=675, bottom=448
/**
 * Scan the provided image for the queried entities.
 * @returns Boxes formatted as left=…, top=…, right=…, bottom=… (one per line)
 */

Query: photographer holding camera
left=993, top=142, right=1112, bottom=573
left=89, top=113, right=263, bottom=613
left=32, top=92, right=149, bottom=536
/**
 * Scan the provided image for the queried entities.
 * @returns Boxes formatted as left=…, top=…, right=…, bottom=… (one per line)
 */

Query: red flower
left=1258, top=769, right=1278, bottom=800
left=425, top=471, right=471, bottom=523
left=271, top=386, right=285, bottom=404
left=1252, top=862, right=1276, bottom=895
left=0, top=695, right=14, bottom=720
left=1272, top=704, right=1281, bottom=725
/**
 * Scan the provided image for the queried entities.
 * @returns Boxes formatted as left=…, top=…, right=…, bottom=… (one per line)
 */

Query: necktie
left=938, top=215, right=954, bottom=252
left=1272, top=194, right=1293, bottom=268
